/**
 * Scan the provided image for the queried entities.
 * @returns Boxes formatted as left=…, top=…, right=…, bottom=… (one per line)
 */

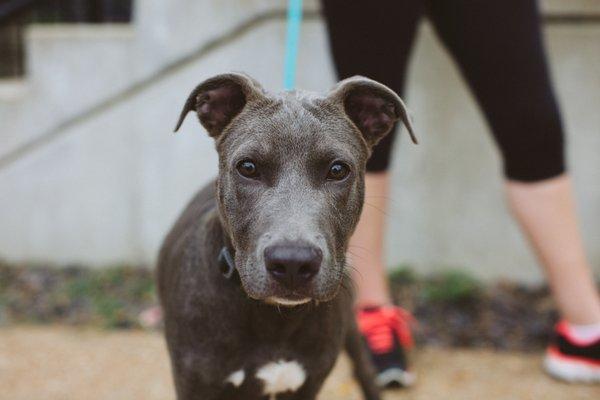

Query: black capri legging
left=322, top=0, right=566, bottom=182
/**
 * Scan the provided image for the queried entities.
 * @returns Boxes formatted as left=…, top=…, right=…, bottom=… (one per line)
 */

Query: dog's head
left=175, top=73, right=416, bottom=306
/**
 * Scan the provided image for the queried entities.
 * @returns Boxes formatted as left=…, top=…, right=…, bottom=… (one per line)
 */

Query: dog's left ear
left=327, top=76, right=417, bottom=147
left=174, top=73, right=266, bottom=137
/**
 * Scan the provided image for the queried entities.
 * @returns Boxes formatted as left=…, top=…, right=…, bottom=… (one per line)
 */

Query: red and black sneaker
left=356, top=305, right=416, bottom=388
left=544, top=321, right=600, bottom=383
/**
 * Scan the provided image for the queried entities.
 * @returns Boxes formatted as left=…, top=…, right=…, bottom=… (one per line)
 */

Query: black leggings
left=321, top=0, right=566, bottom=181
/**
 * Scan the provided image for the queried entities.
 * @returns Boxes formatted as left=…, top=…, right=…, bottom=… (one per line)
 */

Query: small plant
left=422, top=269, right=481, bottom=303
left=0, top=263, right=156, bottom=329
left=94, top=296, right=130, bottom=328
left=388, top=264, right=417, bottom=285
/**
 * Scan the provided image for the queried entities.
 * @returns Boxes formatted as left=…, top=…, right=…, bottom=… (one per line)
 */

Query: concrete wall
left=0, top=0, right=598, bottom=282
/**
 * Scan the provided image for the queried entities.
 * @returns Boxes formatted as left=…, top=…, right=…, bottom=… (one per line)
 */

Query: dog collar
left=218, top=246, right=238, bottom=280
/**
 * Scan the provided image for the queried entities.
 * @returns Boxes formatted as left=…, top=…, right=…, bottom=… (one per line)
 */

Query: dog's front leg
left=290, top=378, right=324, bottom=400
left=345, top=317, right=381, bottom=400
left=173, top=368, right=222, bottom=400
left=175, top=382, right=221, bottom=400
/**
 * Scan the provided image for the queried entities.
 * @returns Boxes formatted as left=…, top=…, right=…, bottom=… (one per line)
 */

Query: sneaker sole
left=376, top=368, right=417, bottom=388
left=544, top=349, right=600, bottom=383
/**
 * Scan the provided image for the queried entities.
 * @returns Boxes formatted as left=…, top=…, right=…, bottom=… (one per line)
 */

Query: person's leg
left=425, top=0, right=600, bottom=327
left=321, top=0, right=423, bottom=308
left=426, top=0, right=600, bottom=380
left=349, top=172, right=392, bottom=306
left=321, top=0, right=423, bottom=387
left=506, top=176, right=600, bottom=324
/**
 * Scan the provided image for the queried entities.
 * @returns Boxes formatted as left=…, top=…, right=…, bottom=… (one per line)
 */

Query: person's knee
left=366, top=155, right=392, bottom=173
left=500, top=107, right=566, bottom=182
left=366, top=125, right=397, bottom=173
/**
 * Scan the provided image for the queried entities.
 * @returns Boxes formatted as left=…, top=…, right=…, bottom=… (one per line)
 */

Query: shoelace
left=357, top=306, right=415, bottom=354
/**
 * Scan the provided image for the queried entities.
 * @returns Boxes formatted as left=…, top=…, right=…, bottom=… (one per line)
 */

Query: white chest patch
left=225, top=369, right=245, bottom=387
left=255, top=359, right=306, bottom=398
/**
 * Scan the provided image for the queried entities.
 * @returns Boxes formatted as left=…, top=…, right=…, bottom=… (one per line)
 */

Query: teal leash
left=283, top=0, right=303, bottom=90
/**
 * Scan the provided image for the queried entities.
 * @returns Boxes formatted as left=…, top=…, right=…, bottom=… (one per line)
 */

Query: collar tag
left=218, top=247, right=236, bottom=279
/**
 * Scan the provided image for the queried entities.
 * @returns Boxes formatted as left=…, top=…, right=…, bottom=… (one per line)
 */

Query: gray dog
left=157, top=73, right=416, bottom=400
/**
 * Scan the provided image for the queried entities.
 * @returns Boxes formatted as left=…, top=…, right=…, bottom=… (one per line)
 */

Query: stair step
left=1, top=24, right=135, bottom=160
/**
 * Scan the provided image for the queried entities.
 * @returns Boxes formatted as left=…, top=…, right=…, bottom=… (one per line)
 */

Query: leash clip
left=218, top=247, right=236, bottom=280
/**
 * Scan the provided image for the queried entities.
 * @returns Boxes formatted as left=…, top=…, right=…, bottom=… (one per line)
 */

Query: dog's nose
left=264, top=244, right=322, bottom=288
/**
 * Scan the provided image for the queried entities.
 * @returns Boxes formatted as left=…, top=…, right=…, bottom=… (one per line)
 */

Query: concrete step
left=544, top=0, right=600, bottom=15
left=0, top=24, right=135, bottom=161
left=0, top=0, right=292, bottom=160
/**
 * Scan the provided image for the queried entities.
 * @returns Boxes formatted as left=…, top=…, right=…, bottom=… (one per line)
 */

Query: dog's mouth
left=239, top=272, right=342, bottom=307
left=255, top=283, right=317, bottom=307
left=264, top=295, right=312, bottom=307
left=257, top=276, right=343, bottom=307
left=236, top=247, right=344, bottom=306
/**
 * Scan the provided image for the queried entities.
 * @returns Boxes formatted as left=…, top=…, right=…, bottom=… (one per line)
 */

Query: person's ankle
left=562, top=320, right=600, bottom=343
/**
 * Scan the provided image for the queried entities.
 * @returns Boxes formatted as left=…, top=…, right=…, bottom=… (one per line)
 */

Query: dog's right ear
left=326, top=76, right=417, bottom=148
left=174, top=73, right=266, bottom=137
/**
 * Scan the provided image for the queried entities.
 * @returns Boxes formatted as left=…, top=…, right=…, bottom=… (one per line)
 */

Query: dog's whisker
left=343, top=262, right=365, bottom=283
left=347, top=244, right=374, bottom=252
left=347, top=244, right=368, bottom=250
left=346, top=250, right=369, bottom=262
left=363, top=195, right=405, bottom=209
left=342, top=267, right=359, bottom=293
left=362, top=201, right=395, bottom=217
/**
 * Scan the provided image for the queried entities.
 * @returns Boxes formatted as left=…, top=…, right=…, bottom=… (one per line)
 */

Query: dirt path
left=0, top=327, right=596, bottom=400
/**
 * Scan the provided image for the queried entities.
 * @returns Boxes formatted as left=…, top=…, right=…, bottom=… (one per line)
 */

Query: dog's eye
left=236, top=160, right=259, bottom=179
left=327, top=162, right=350, bottom=181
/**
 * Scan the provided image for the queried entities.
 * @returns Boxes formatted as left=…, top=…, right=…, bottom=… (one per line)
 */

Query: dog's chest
left=215, top=306, right=344, bottom=399
left=223, top=359, right=307, bottom=399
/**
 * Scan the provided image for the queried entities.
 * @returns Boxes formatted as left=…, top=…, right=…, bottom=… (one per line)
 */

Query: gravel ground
left=0, top=327, right=597, bottom=400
